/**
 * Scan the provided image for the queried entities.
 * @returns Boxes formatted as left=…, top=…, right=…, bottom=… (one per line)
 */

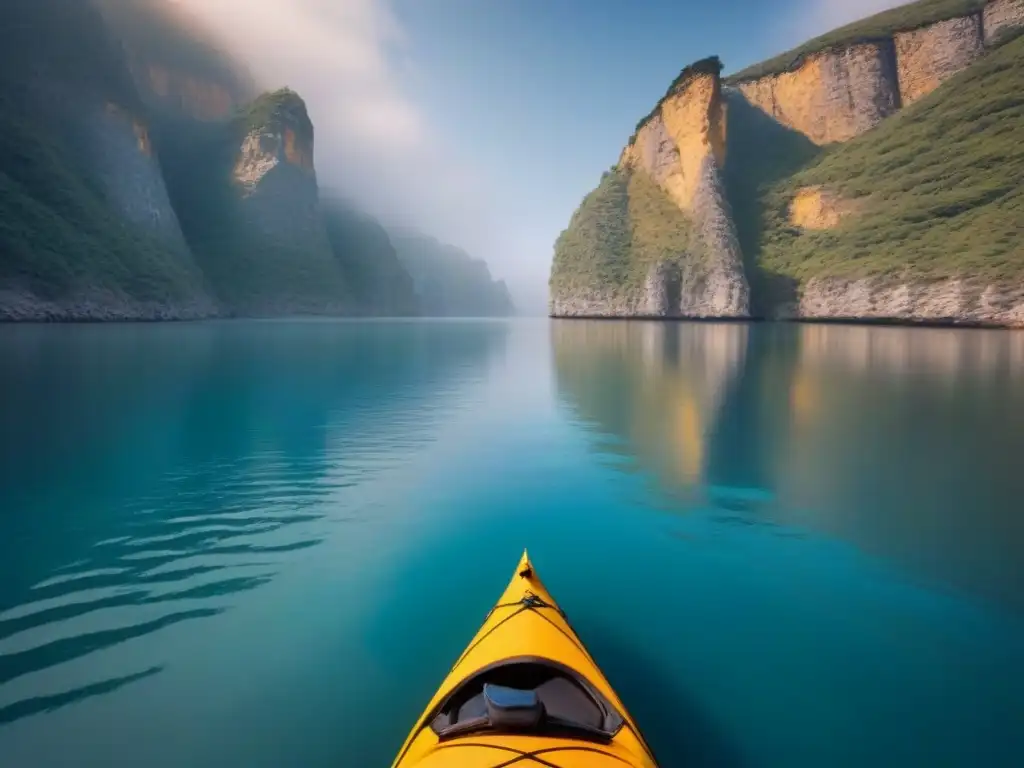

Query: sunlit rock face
left=209, top=90, right=349, bottom=315
left=730, top=5, right=1022, bottom=144
left=787, top=186, right=860, bottom=230
left=733, top=42, right=901, bottom=145
left=552, top=3, right=1024, bottom=327
left=231, top=91, right=320, bottom=236
left=551, top=59, right=748, bottom=319
left=895, top=15, right=984, bottom=105
left=619, top=63, right=748, bottom=318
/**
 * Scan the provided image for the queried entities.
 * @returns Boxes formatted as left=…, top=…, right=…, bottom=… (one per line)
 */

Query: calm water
left=1, top=319, right=1023, bottom=767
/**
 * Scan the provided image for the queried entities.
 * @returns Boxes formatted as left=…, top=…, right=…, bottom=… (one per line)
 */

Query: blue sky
left=181, top=0, right=907, bottom=312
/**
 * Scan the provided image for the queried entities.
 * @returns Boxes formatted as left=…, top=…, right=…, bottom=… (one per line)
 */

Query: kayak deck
left=391, top=551, right=659, bottom=767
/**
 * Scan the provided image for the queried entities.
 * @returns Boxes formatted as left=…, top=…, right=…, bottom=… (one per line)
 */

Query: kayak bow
left=391, top=550, right=659, bottom=767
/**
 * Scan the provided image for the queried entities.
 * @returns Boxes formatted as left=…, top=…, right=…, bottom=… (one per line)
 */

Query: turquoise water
left=1, top=319, right=1023, bottom=766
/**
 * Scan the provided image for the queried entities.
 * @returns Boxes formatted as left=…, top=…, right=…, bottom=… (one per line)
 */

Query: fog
left=169, top=0, right=543, bottom=308
left=167, top=0, right=916, bottom=318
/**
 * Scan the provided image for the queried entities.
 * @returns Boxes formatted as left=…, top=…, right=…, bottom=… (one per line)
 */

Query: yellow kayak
left=391, top=551, right=660, bottom=767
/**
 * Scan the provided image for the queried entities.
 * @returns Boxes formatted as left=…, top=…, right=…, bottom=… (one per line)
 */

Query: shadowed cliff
left=0, top=0, right=475, bottom=319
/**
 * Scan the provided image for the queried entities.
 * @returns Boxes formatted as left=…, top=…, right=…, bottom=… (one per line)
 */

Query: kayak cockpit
left=429, top=657, right=624, bottom=742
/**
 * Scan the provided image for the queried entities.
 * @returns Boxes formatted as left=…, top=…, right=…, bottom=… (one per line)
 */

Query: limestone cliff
left=550, top=58, right=749, bottom=318
left=0, top=0, right=428, bottom=321
left=0, top=0, right=215, bottom=320
left=176, top=89, right=350, bottom=315
left=734, top=42, right=900, bottom=145
left=985, top=0, right=1024, bottom=41
left=727, top=0, right=1022, bottom=146
left=752, top=27, right=1024, bottom=327
left=894, top=15, right=984, bottom=104
left=550, top=0, right=1024, bottom=327
left=794, top=279, right=1024, bottom=326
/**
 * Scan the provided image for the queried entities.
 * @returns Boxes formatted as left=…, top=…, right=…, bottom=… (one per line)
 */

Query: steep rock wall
left=984, top=0, right=1024, bottom=42
left=730, top=2, right=1024, bottom=145
left=620, top=70, right=727, bottom=211
left=794, top=279, right=1024, bottom=327
left=232, top=106, right=324, bottom=248
left=85, top=102, right=193, bottom=250
left=555, top=61, right=748, bottom=318
left=734, top=42, right=900, bottom=145
left=549, top=262, right=686, bottom=318
left=208, top=91, right=348, bottom=315
left=895, top=15, right=984, bottom=105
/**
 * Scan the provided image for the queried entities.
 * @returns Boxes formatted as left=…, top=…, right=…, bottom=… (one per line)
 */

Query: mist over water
left=1, top=319, right=1022, bottom=766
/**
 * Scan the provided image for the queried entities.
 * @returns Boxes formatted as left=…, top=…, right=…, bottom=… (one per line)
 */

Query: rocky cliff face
left=728, top=1, right=1020, bottom=146
left=231, top=92, right=321, bottom=244
left=181, top=89, right=350, bottom=315
left=0, top=0, right=217, bottom=320
left=894, top=15, right=984, bottom=105
left=794, top=279, right=1024, bottom=326
left=0, top=0, right=433, bottom=321
left=787, top=187, right=860, bottom=230
left=734, top=42, right=900, bottom=145
left=551, top=58, right=749, bottom=318
left=985, top=0, right=1024, bottom=42
left=551, top=0, right=1024, bottom=327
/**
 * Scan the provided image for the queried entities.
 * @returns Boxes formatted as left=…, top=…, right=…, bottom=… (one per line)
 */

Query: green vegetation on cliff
left=160, top=89, right=352, bottom=314
left=727, top=0, right=987, bottom=82
left=0, top=0, right=209, bottom=311
left=237, top=88, right=311, bottom=140
left=752, top=32, right=1024, bottom=288
left=0, top=95, right=206, bottom=307
left=549, top=168, right=697, bottom=297
left=0, top=1, right=426, bottom=318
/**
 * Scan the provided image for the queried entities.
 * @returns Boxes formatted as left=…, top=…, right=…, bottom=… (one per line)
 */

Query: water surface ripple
left=1, top=319, right=1022, bottom=767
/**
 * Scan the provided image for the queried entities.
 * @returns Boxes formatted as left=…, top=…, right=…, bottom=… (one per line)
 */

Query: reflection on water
left=0, top=320, right=507, bottom=729
left=552, top=321, right=748, bottom=495
left=3, top=318, right=1023, bottom=766
left=553, top=321, right=1024, bottom=611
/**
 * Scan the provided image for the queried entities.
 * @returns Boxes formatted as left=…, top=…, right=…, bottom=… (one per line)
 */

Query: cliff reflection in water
left=553, top=320, right=1024, bottom=611
left=552, top=321, right=748, bottom=494
left=0, top=320, right=508, bottom=726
